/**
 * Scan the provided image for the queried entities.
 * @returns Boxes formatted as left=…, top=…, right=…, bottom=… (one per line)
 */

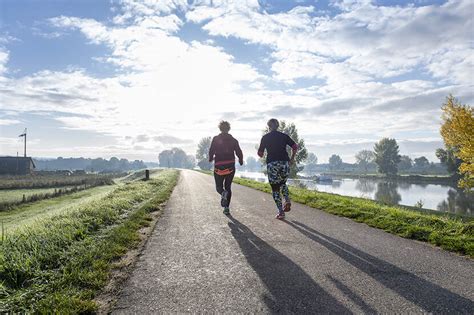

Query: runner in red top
left=209, top=121, right=243, bottom=215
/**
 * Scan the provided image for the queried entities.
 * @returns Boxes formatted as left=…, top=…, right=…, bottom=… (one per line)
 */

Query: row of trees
left=34, top=157, right=147, bottom=172
left=161, top=128, right=451, bottom=178
left=325, top=95, right=473, bottom=191
left=303, top=151, right=441, bottom=174
left=158, top=95, right=472, bottom=191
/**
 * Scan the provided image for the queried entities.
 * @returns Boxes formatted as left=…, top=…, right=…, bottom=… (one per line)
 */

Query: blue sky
left=0, top=0, right=472, bottom=163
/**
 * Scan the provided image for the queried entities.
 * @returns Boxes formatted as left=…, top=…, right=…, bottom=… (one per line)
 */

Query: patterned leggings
left=267, top=161, right=291, bottom=213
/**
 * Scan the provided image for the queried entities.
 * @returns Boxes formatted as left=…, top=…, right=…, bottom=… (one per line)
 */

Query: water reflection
left=397, top=181, right=413, bottom=191
left=375, top=182, right=402, bottom=205
left=437, top=189, right=474, bottom=216
left=237, top=171, right=474, bottom=216
left=355, top=179, right=376, bottom=194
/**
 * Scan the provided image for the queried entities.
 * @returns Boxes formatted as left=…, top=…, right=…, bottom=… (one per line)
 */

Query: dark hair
left=267, top=118, right=279, bottom=131
left=219, top=120, right=231, bottom=133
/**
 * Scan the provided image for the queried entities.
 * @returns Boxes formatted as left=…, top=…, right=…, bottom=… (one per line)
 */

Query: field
left=0, top=173, right=122, bottom=211
left=0, top=173, right=117, bottom=190
left=0, top=169, right=179, bottom=313
left=1, top=187, right=71, bottom=203
left=0, top=185, right=115, bottom=234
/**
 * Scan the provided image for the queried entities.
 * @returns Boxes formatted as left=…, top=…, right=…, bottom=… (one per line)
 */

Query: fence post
left=145, top=169, right=150, bottom=181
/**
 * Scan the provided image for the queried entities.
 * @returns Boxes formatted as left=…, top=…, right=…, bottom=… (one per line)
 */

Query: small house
left=0, top=156, right=36, bottom=175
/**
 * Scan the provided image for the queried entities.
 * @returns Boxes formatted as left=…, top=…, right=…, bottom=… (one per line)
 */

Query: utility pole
left=18, top=128, right=27, bottom=157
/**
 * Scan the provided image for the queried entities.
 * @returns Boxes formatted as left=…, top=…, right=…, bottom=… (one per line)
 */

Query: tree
left=305, top=152, right=318, bottom=174
left=261, top=121, right=308, bottom=178
left=159, top=150, right=173, bottom=168
left=171, top=148, right=188, bottom=168
left=355, top=150, right=375, bottom=173
left=328, top=154, right=343, bottom=170
left=159, top=148, right=194, bottom=169
left=398, top=155, right=413, bottom=172
left=196, top=137, right=212, bottom=170
left=246, top=156, right=259, bottom=172
left=440, top=95, right=474, bottom=190
left=374, top=138, right=401, bottom=175
left=131, top=159, right=146, bottom=170
left=436, top=148, right=461, bottom=175
left=414, top=156, right=430, bottom=169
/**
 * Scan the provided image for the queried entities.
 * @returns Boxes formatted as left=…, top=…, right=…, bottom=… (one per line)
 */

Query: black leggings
left=214, top=166, right=235, bottom=206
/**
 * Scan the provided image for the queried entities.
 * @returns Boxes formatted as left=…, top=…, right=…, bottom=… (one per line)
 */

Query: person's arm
left=287, top=135, right=298, bottom=164
left=257, top=137, right=265, bottom=158
left=208, top=138, right=215, bottom=162
left=235, top=140, right=244, bottom=166
left=290, top=144, right=298, bottom=164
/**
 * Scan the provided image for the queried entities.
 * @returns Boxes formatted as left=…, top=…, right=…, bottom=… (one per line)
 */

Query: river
left=237, top=171, right=473, bottom=217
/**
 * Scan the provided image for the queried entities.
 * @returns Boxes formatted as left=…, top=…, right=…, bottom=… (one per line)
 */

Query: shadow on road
left=227, top=216, right=351, bottom=314
left=286, top=220, right=474, bottom=313
left=326, top=274, right=378, bottom=314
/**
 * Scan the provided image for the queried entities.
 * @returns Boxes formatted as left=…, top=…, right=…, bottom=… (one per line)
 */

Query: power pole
left=18, top=128, right=27, bottom=157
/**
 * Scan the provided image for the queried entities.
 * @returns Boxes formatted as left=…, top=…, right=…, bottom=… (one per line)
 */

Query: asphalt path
left=114, top=170, right=474, bottom=314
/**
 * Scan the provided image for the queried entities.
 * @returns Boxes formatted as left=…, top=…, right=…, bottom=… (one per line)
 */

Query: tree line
left=158, top=95, right=472, bottom=191
left=34, top=157, right=147, bottom=172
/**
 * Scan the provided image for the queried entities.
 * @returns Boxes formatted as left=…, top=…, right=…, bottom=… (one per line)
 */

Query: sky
left=0, top=0, right=472, bottom=163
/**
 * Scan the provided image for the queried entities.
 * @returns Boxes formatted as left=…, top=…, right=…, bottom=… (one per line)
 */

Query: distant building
left=0, top=156, right=36, bottom=175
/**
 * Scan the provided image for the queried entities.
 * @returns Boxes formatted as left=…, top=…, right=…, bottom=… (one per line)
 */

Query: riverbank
left=0, top=170, right=179, bottom=313
left=197, top=170, right=472, bottom=257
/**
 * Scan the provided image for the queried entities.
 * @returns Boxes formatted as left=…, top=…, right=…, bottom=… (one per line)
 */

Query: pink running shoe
left=275, top=212, right=285, bottom=220
left=284, top=202, right=291, bottom=212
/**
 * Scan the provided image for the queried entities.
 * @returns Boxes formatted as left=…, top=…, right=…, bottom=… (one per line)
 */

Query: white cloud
left=1, top=0, right=471, bottom=161
left=0, top=47, right=9, bottom=75
left=2, top=9, right=264, bottom=147
left=189, top=0, right=473, bottom=86
left=0, top=118, right=20, bottom=126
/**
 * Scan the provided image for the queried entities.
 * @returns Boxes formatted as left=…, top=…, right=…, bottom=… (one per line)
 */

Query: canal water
left=237, top=171, right=473, bottom=217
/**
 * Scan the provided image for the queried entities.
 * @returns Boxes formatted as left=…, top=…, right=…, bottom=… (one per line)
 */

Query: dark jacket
left=209, top=133, right=243, bottom=166
left=258, top=130, right=298, bottom=164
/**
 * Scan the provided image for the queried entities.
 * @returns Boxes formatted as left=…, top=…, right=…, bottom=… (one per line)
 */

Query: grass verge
left=0, top=170, right=179, bottom=313
left=200, top=171, right=473, bottom=257
left=0, top=185, right=115, bottom=233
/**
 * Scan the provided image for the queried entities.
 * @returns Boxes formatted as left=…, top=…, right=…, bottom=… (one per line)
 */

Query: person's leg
left=281, top=182, right=290, bottom=202
left=214, top=171, right=224, bottom=195
left=223, top=168, right=235, bottom=206
left=267, top=161, right=284, bottom=213
left=270, top=183, right=283, bottom=212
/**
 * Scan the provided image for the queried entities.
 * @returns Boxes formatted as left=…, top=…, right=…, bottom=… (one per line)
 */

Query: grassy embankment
left=0, top=185, right=115, bottom=233
left=0, top=173, right=119, bottom=211
left=200, top=171, right=473, bottom=257
left=0, top=169, right=179, bottom=313
left=0, top=173, right=117, bottom=190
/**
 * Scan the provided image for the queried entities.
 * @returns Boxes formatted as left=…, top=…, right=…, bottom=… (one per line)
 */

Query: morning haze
left=0, top=0, right=473, bottom=313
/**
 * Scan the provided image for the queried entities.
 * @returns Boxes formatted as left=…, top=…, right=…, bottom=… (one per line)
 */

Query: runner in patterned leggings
left=258, top=118, right=298, bottom=219
left=209, top=121, right=243, bottom=215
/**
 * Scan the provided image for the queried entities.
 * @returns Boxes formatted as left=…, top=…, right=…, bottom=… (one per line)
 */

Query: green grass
left=119, top=168, right=162, bottom=182
left=0, top=170, right=179, bottom=313
left=0, top=187, right=74, bottom=203
left=0, top=173, right=117, bottom=190
left=0, top=185, right=116, bottom=234
left=201, top=171, right=473, bottom=257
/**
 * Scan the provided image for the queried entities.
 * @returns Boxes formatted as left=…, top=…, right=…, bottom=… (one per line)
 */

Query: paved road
left=114, top=170, right=474, bottom=314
